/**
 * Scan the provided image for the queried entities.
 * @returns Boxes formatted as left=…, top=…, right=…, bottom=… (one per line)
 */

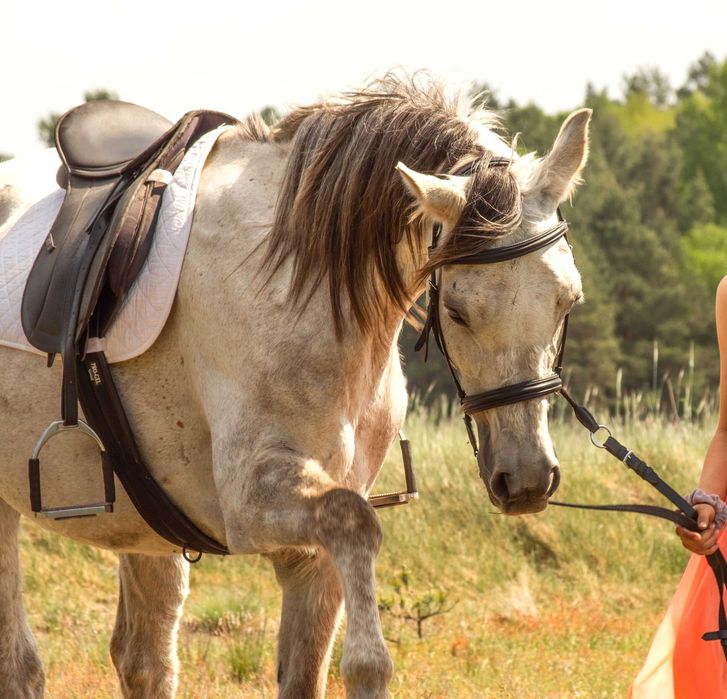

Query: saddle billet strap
left=77, top=351, right=230, bottom=556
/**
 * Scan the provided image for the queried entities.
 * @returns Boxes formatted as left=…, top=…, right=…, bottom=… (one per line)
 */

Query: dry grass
left=19, top=411, right=710, bottom=698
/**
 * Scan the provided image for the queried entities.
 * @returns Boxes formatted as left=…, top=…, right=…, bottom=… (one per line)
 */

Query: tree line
left=403, top=52, right=727, bottom=419
left=4, top=55, right=727, bottom=418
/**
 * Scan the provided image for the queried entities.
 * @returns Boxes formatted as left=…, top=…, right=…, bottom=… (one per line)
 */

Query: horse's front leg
left=314, top=488, right=392, bottom=698
left=0, top=499, right=44, bottom=698
left=223, top=455, right=393, bottom=699
left=271, top=549, right=344, bottom=699
left=110, top=553, right=189, bottom=699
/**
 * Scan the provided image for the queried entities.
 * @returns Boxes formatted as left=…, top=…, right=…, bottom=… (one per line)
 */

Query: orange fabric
left=631, top=528, right=727, bottom=699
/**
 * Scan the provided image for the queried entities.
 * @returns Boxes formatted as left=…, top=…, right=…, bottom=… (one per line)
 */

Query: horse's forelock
left=265, top=74, right=519, bottom=342
left=417, top=160, right=523, bottom=285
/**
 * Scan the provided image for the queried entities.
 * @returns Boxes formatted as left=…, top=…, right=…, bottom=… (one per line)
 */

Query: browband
left=451, top=156, right=511, bottom=177
left=455, top=221, right=569, bottom=265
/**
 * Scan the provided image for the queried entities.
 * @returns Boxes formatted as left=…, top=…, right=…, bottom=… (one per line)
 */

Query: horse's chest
left=349, top=357, right=408, bottom=492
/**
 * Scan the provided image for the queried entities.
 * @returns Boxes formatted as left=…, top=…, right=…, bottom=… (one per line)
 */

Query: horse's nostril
left=490, top=471, right=510, bottom=500
left=547, top=465, right=561, bottom=497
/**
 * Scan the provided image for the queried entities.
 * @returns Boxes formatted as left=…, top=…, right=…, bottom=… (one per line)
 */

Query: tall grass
left=18, top=405, right=715, bottom=698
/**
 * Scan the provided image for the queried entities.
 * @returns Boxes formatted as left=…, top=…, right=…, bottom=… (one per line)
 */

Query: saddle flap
left=20, top=177, right=119, bottom=354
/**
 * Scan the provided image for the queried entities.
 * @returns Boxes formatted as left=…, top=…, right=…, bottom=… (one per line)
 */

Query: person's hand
left=676, top=503, right=720, bottom=555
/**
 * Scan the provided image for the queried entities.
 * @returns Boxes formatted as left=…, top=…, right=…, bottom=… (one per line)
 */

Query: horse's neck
left=185, top=131, right=413, bottom=426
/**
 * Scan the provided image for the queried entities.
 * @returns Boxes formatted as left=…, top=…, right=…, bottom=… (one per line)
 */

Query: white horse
left=0, top=76, right=589, bottom=698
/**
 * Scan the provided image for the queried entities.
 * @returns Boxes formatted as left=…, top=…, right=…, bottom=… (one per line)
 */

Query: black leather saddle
left=19, top=99, right=234, bottom=549
left=23, top=101, right=173, bottom=375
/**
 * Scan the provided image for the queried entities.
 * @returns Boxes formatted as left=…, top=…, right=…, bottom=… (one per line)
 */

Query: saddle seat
left=57, top=100, right=172, bottom=177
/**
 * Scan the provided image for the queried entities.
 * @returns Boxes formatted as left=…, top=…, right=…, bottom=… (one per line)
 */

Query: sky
left=2, top=0, right=726, bottom=156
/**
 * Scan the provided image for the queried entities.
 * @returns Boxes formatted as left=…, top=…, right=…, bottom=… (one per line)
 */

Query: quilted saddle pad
left=0, top=124, right=231, bottom=363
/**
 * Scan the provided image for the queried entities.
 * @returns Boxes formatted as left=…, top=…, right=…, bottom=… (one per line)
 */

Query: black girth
left=415, top=166, right=727, bottom=659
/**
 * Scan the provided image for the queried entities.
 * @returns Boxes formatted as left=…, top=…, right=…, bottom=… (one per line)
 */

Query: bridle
left=414, top=162, right=574, bottom=457
left=415, top=158, right=727, bottom=658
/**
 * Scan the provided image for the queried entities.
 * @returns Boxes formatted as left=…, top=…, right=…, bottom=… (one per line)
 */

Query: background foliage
left=403, top=52, right=727, bottom=419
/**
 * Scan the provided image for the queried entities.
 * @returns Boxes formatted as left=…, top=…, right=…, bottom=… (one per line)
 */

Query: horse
left=0, top=75, right=589, bottom=698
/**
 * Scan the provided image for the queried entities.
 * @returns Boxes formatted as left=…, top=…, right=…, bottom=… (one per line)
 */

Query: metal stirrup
left=28, top=419, right=115, bottom=519
left=368, top=430, right=419, bottom=508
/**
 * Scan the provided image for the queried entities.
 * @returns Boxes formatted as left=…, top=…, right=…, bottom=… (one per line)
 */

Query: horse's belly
left=0, top=345, right=220, bottom=554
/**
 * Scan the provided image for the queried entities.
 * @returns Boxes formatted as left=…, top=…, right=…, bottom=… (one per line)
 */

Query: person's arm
left=676, top=276, right=727, bottom=555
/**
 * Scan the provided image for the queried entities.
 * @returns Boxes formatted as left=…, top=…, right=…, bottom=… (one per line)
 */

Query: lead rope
left=553, top=387, right=727, bottom=658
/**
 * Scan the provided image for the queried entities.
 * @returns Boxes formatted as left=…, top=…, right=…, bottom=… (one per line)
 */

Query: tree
left=675, top=57, right=727, bottom=222
left=37, top=88, right=119, bottom=147
left=682, top=223, right=727, bottom=296
left=469, top=82, right=502, bottom=111
left=677, top=51, right=718, bottom=99
left=259, top=105, right=281, bottom=126
left=623, top=67, right=672, bottom=106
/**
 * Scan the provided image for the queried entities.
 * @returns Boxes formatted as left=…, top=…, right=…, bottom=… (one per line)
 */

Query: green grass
left=19, top=412, right=712, bottom=697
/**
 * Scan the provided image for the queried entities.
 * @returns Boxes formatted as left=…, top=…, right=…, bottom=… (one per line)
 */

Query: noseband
left=414, top=171, right=571, bottom=456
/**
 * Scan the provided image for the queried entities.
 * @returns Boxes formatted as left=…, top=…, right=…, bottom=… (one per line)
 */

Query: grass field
left=19, top=411, right=712, bottom=698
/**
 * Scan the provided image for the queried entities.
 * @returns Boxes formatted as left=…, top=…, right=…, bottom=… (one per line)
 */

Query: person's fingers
left=699, top=526, right=719, bottom=550
left=676, top=525, right=700, bottom=541
left=676, top=522, right=720, bottom=555
left=695, top=503, right=716, bottom=530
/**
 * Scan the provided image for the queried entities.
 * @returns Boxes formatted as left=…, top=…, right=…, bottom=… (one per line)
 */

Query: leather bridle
left=415, top=158, right=727, bottom=658
left=415, top=193, right=572, bottom=457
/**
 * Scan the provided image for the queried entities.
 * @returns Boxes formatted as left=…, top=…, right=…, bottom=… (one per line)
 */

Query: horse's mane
left=266, top=74, right=522, bottom=341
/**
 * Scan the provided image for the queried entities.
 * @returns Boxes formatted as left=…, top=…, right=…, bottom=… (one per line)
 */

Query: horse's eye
left=444, top=304, right=468, bottom=326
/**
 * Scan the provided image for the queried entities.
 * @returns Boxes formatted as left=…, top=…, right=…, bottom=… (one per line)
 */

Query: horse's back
left=0, top=149, right=61, bottom=234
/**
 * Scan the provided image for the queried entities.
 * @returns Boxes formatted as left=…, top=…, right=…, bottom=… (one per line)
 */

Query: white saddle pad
left=0, top=125, right=231, bottom=363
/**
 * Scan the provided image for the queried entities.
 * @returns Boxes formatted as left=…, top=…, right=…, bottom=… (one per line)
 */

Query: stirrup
left=368, top=431, right=419, bottom=509
left=28, top=419, right=116, bottom=520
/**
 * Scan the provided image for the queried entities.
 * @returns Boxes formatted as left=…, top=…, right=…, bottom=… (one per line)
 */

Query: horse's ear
left=532, top=108, right=592, bottom=209
left=396, top=162, right=468, bottom=223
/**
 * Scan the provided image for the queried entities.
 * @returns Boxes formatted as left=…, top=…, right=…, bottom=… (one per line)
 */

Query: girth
left=20, top=101, right=234, bottom=557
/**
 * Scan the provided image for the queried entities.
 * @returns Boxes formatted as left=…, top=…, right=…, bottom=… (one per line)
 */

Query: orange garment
left=630, top=528, right=727, bottom=699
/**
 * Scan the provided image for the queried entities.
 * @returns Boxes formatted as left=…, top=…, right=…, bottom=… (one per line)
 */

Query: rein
left=414, top=166, right=727, bottom=657
left=549, top=395, right=727, bottom=655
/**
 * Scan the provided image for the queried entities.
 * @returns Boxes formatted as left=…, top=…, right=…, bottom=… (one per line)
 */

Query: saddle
left=20, top=100, right=233, bottom=556
left=23, top=101, right=230, bottom=422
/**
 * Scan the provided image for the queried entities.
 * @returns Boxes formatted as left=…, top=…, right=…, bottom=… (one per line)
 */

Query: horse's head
left=398, top=109, right=590, bottom=515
